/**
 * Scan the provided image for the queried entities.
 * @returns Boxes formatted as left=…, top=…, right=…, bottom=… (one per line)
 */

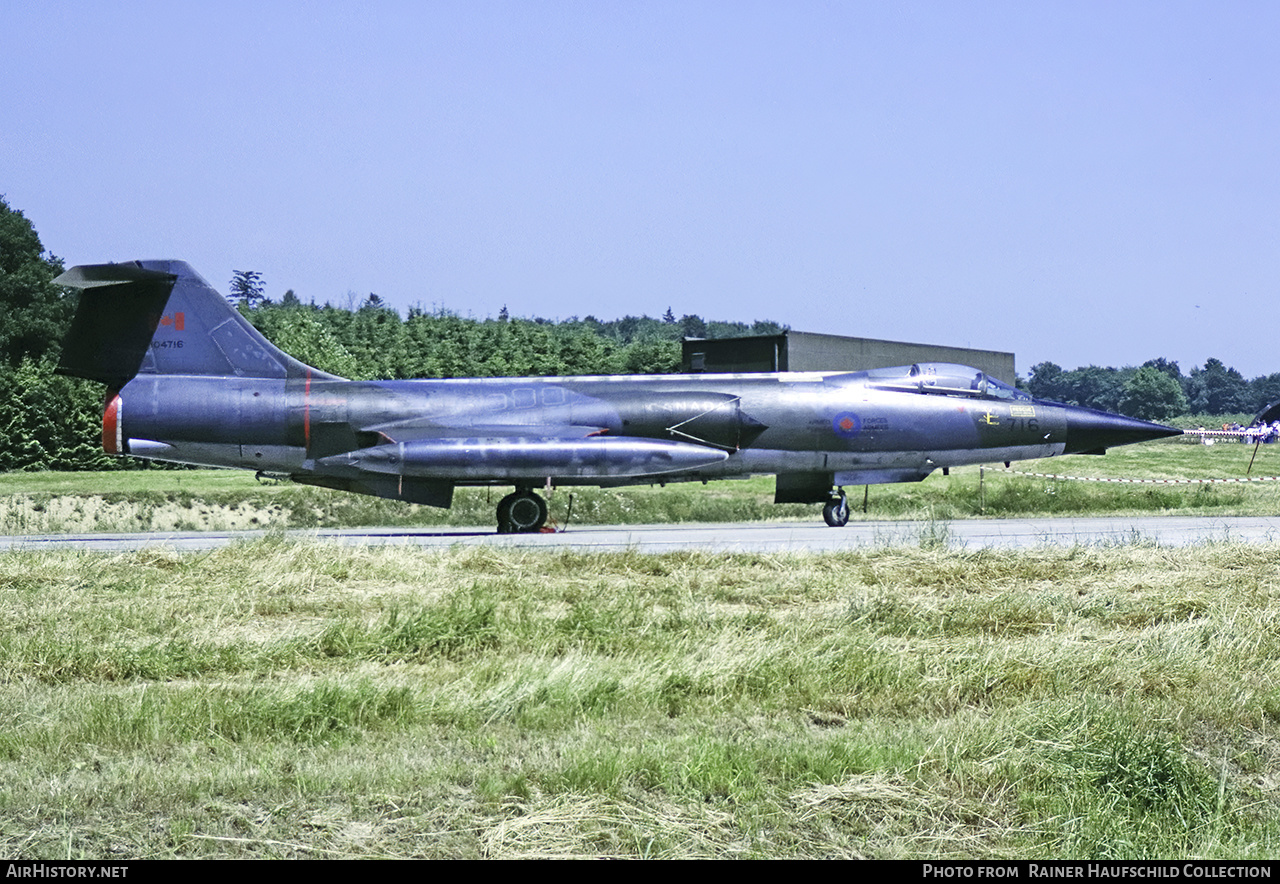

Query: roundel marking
left=832, top=412, right=861, bottom=439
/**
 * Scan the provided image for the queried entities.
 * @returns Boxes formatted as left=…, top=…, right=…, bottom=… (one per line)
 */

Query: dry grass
left=1, top=540, right=1279, bottom=858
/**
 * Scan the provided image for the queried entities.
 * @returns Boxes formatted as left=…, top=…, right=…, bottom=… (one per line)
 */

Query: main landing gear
left=496, top=489, right=548, bottom=534
left=822, top=489, right=850, bottom=528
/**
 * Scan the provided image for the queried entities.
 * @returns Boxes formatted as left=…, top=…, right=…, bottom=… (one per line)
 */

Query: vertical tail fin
left=54, top=260, right=337, bottom=386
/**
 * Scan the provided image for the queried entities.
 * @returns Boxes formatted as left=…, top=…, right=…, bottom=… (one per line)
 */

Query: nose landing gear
left=496, top=489, right=549, bottom=534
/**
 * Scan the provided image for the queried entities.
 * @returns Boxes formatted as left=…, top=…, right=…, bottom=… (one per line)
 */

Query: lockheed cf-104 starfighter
left=53, top=261, right=1181, bottom=531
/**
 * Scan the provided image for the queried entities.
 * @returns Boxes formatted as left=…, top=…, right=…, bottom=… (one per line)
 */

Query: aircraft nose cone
left=1061, top=407, right=1182, bottom=454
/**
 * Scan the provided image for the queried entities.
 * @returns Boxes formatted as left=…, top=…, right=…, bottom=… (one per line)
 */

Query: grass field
left=3, top=438, right=1278, bottom=858
left=2, top=539, right=1279, bottom=858
left=0, top=435, right=1278, bottom=535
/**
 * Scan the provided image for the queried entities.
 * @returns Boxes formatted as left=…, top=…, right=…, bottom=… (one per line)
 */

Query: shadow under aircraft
left=54, top=261, right=1181, bottom=532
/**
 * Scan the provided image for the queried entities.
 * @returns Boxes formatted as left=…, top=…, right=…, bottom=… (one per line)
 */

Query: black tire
left=496, top=492, right=517, bottom=533
left=822, top=494, right=850, bottom=528
left=496, top=491, right=548, bottom=533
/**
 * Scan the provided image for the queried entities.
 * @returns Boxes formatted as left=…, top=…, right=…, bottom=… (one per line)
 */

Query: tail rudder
left=54, top=260, right=336, bottom=386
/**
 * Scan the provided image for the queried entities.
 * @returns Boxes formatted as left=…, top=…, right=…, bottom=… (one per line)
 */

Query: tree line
left=3, top=195, right=1278, bottom=472
left=1026, top=358, right=1280, bottom=422
left=240, top=288, right=783, bottom=382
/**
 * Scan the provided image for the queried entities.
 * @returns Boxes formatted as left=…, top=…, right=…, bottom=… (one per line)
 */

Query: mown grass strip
left=1, top=539, right=1279, bottom=857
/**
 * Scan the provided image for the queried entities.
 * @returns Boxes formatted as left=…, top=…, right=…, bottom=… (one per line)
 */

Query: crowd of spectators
left=1218, top=421, right=1280, bottom=443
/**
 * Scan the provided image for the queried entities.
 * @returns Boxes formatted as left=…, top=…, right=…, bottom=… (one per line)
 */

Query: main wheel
left=822, top=493, right=850, bottom=528
left=496, top=491, right=549, bottom=533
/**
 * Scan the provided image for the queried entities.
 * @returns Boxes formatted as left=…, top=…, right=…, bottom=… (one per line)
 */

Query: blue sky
left=5, top=1, right=1278, bottom=378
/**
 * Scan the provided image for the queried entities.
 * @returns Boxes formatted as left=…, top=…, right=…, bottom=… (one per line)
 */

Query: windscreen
left=865, top=363, right=1031, bottom=401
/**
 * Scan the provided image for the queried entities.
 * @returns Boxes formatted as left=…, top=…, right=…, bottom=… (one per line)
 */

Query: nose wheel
left=822, top=490, right=850, bottom=528
left=497, top=490, right=549, bottom=533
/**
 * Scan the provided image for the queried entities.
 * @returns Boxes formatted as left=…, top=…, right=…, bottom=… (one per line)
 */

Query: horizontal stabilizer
left=55, top=262, right=175, bottom=288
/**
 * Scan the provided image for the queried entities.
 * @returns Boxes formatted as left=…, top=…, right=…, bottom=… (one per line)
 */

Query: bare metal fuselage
left=115, top=369, right=1067, bottom=489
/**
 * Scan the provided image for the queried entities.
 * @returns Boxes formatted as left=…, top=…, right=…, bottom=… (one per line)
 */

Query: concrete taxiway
left=3, top=516, right=1279, bottom=554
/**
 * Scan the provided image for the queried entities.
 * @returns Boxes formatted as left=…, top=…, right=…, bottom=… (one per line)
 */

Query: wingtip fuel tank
left=54, top=260, right=1183, bottom=531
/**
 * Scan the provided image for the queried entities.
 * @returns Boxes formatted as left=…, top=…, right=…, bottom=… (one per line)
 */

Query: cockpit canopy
left=865, top=363, right=1031, bottom=402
